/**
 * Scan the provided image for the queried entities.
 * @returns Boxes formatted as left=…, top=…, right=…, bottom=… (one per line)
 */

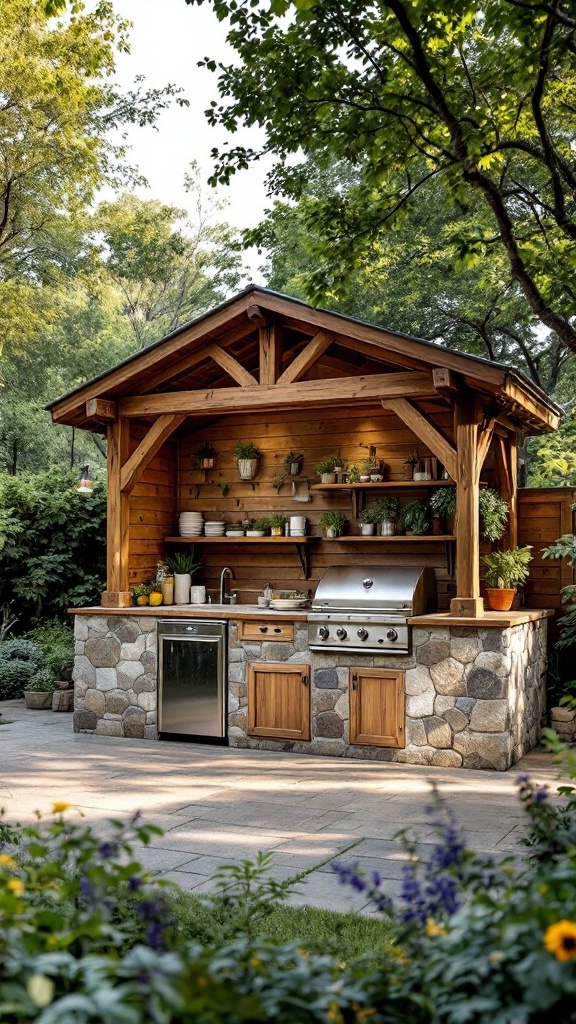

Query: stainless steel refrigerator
left=157, top=619, right=227, bottom=742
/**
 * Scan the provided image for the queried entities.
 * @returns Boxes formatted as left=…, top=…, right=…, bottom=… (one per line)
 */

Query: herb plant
left=481, top=546, right=533, bottom=589
left=400, top=500, right=430, bottom=535
left=315, top=455, right=340, bottom=474
left=234, top=441, right=262, bottom=460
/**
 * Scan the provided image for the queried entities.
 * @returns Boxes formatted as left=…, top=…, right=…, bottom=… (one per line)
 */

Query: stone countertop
left=69, top=605, right=310, bottom=621
left=409, top=609, right=554, bottom=628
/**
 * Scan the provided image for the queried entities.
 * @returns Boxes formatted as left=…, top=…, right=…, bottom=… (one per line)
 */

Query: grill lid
left=312, top=565, right=437, bottom=615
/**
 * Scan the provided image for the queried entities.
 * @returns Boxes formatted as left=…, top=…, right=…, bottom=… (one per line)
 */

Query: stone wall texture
left=73, top=615, right=547, bottom=770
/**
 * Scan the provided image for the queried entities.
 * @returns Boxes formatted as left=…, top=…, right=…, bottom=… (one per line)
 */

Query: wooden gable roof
left=47, top=285, right=561, bottom=434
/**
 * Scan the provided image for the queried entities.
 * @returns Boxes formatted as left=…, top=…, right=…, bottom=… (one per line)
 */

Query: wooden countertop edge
left=68, top=606, right=309, bottom=621
left=409, top=609, right=554, bottom=628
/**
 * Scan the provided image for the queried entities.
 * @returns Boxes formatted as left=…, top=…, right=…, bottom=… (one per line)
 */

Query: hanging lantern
left=76, top=466, right=94, bottom=494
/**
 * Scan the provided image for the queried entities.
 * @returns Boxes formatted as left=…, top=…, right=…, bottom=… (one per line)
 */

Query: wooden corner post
left=451, top=394, right=484, bottom=618
left=101, top=417, right=131, bottom=608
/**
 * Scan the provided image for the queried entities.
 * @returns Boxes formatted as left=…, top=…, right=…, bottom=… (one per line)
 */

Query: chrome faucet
left=219, top=566, right=236, bottom=604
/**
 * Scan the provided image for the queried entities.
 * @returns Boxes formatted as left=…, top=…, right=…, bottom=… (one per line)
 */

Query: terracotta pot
left=24, top=691, right=53, bottom=710
left=403, top=465, right=414, bottom=480
left=431, top=516, right=444, bottom=535
left=201, top=457, right=215, bottom=469
left=485, top=587, right=516, bottom=612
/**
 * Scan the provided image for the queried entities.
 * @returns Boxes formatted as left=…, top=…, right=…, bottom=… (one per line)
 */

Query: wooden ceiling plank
left=119, top=371, right=437, bottom=418
left=381, top=397, right=458, bottom=481
left=277, top=330, right=335, bottom=386
left=205, top=343, right=258, bottom=387
left=120, top=414, right=186, bottom=494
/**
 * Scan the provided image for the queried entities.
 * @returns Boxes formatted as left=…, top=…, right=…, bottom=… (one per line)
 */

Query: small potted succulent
left=269, top=514, right=287, bottom=536
left=400, top=499, right=430, bottom=536
left=359, top=458, right=374, bottom=483
left=315, top=455, right=340, bottom=484
left=403, top=450, right=419, bottom=480
left=429, top=487, right=456, bottom=535
left=193, top=441, right=218, bottom=470
left=358, top=504, right=380, bottom=536
left=131, top=581, right=151, bottom=607
left=373, top=497, right=400, bottom=536
left=24, top=668, right=56, bottom=710
left=234, top=441, right=262, bottom=480
left=319, top=510, right=349, bottom=538
left=285, top=452, right=304, bottom=476
left=481, top=546, right=533, bottom=611
left=247, top=516, right=270, bottom=537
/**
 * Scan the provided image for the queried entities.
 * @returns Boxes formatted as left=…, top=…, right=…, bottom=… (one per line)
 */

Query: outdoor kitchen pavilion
left=47, top=284, right=560, bottom=618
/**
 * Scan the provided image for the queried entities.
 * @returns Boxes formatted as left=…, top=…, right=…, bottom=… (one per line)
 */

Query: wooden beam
left=141, top=321, right=257, bottom=394
left=119, top=371, right=437, bottom=418
left=85, top=398, right=117, bottom=423
left=433, top=367, right=460, bottom=396
left=277, top=330, right=335, bottom=386
left=259, top=322, right=282, bottom=386
left=497, top=433, right=519, bottom=548
left=205, top=343, right=258, bottom=387
left=102, top=417, right=131, bottom=607
left=477, top=416, right=496, bottom=469
left=451, top=394, right=484, bottom=618
left=120, top=414, right=186, bottom=495
left=246, top=303, right=268, bottom=327
left=380, top=397, right=458, bottom=481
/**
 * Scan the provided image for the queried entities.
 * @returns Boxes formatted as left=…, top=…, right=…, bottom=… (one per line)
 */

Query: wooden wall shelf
left=311, top=479, right=454, bottom=517
left=165, top=535, right=320, bottom=579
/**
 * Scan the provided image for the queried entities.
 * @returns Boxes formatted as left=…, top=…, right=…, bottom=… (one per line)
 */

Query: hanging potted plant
left=358, top=505, right=380, bottom=536
left=430, top=487, right=456, bottom=535
left=24, top=668, right=56, bottom=710
left=166, top=552, right=201, bottom=605
left=373, top=497, right=400, bottom=536
left=284, top=452, right=304, bottom=476
left=234, top=441, right=262, bottom=480
left=319, top=510, right=349, bottom=538
left=479, top=488, right=509, bottom=541
left=403, top=450, right=419, bottom=481
left=193, top=441, right=218, bottom=470
left=269, top=514, right=287, bottom=536
left=481, top=546, right=533, bottom=611
left=315, top=455, right=340, bottom=484
left=400, top=499, right=430, bottom=536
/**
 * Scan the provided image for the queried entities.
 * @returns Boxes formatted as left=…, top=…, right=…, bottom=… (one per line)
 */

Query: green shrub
left=24, top=621, right=74, bottom=677
left=24, top=668, right=56, bottom=693
left=0, top=660, right=36, bottom=700
left=0, top=638, right=44, bottom=667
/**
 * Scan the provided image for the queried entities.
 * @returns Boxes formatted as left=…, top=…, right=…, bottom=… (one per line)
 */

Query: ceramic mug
left=190, top=585, right=206, bottom=604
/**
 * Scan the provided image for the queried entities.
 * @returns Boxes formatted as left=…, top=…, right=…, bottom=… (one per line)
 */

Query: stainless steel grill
left=308, top=565, right=437, bottom=655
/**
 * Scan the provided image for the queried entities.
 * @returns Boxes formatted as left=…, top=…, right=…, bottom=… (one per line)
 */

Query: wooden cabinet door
left=349, top=668, right=405, bottom=748
left=247, top=662, right=310, bottom=740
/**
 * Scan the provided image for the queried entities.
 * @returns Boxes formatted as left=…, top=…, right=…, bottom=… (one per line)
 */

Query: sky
left=106, top=0, right=273, bottom=281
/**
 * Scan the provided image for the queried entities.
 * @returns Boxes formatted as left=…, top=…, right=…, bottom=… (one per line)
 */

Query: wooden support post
left=450, top=394, right=484, bottom=618
left=259, top=323, right=282, bottom=385
left=496, top=432, right=518, bottom=549
left=101, top=417, right=131, bottom=608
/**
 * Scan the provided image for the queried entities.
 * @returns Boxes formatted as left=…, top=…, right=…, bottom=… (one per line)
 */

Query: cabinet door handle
left=352, top=681, right=357, bottom=690
left=273, top=627, right=282, bottom=634
left=301, top=674, right=308, bottom=686
left=259, top=626, right=268, bottom=633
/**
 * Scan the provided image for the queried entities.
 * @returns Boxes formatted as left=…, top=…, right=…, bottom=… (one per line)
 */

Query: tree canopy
left=188, top=0, right=576, bottom=353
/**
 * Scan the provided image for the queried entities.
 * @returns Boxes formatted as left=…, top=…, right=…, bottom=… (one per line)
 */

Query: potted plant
left=24, top=668, right=55, bottom=710
left=359, top=458, right=374, bottom=483
left=358, top=504, right=380, bottom=536
left=131, top=581, right=151, bottom=607
left=315, top=455, right=340, bottom=484
left=284, top=452, right=304, bottom=476
left=373, top=497, right=400, bottom=536
left=347, top=463, right=361, bottom=483
left=166, top=552, right=201, bottom=604
left=400, top=499, right=430, bottom=536
left=479, top=488, right=509, bottom=541
left=234, top=441, right=262, bottom=480
left=247, top=516, right=270, bottom=537
left=193, top=441, right=218, bottom=470
left=403, top=450, right=419, bottom=481
left=226, top=520, right=245, bottom=537
left=319, top=510, right=349, bottom=538
left=481, top=546, right=533, bottom=611
left=269, top=514, right=287, bottom=536
left=430, top=487, right=456, bottom=535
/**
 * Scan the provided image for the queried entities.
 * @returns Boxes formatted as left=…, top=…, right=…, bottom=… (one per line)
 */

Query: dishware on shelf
left=269, top=598, right=309, bottom=610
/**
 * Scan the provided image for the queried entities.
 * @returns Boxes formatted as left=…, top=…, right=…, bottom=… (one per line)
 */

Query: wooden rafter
left=205, top=343, right=258, bottom=387
left=276, top=330, right=335, bottom=386
left=380, top=397, right=458, bottom=482
left=141, top=321, right=256, bottom=394
left=119, top=371, right=437, bottom=418
left=85, top=398, right=117, bottom=423
left=120, top=414, right=186, bottom=495
left=477, top=416, right=496, bottom=469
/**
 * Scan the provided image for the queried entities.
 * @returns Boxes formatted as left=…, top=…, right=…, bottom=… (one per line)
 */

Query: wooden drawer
left=238, top=620, right=294, bottom=642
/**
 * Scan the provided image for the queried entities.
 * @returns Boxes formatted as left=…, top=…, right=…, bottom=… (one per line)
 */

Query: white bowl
left=246, top=530, right=265, bottom=537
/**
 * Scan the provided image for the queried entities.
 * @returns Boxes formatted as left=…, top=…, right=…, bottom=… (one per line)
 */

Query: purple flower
left=99, top=840, right=119, bottom=859
left=80, top=875, right=95, bottom=901
left=128, top=875, right=142, bottom=891
left=535, top=787, right=549, bottom=803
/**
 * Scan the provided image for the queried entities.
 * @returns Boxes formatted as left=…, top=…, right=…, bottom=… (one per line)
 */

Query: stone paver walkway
left=0, top=699, right=562, bottom=913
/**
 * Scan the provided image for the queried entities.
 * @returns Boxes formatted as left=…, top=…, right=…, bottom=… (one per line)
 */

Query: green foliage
left=359, top=504, right=381, bottom=525
left=24, top=621, right=74, bottom=678
left=400, top=500, right=429, bottom=535
left=0, top=468, right=106, bottom=629
left=0, top=661, right=36, bottom=701
left=372, top=498, right=400, bottom=523
left=429, top=487, right=456, bottom=519
left=478, top=487, right=509, bottom=541
left=166, top=551, right=201, bottom=576
left=24, top=668, right=55, bottom=693
left=252, top=517, right=271, bottom=532
left=314, top=454, right=340, bottom=474
left=542, top=528, right=576, bottom=651
left=481, top=546, right=533, bottom=589
left=233, top=440, right=262, bottom=459
left=528, top=412, right=576, bottom=487
left=0, top=639, right=44, bottom=669
left=318, top=510, right=348, bottom=534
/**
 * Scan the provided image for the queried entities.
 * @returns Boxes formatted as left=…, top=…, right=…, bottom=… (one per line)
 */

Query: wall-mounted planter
left=237, top=458, right=259, bottom=480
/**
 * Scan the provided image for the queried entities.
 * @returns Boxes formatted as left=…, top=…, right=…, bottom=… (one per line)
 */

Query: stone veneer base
left=73, top=615, right=547, bottom=770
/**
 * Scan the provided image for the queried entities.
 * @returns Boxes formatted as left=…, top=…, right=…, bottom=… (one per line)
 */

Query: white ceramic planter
left=380, top=520, right=396, bottom=536
left=320, top=472, right=336, bottom=484
left=360, top=524, right=375, bottom=535
left=237, top=458, right=259, bottom=480
left=173, top=573, right=192, bottom=603
left=325, top=526, right=338, bottom=538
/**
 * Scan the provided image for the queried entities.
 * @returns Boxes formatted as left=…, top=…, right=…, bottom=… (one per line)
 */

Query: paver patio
left=0, top=699, right=562, bottom=913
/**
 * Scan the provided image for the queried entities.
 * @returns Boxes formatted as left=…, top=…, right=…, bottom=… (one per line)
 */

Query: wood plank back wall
left=128, top=423, right=177, bottom=587
left=177, top=403, right=456, bottom=607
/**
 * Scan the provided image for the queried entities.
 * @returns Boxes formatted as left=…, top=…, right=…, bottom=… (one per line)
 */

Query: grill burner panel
left=308, top=566, right=437, bottom=655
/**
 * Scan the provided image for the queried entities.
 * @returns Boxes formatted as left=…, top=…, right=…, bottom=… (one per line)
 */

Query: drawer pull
left=273, top=627, right=282, bottom=634
left=259, top=626, right=268, bottom=633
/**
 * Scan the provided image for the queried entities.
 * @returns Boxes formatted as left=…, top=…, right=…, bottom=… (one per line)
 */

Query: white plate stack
left=179, top=512, right=204, bottom=536
left=204, top=520, right=226, bottom=537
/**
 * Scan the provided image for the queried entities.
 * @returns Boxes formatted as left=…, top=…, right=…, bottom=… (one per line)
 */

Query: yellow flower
left=426, top=918, right=447, bottom=937
left=249, top=957, right=262, bottom=968
left=0, top=854, right=17, bottom=871
left=6, top=878, right=25, bottom=896
left=51, top=801, right=72, bottom=814
left=544, top=920, right=576, bottom=961
left=27, top=974, right=55, bottom=1008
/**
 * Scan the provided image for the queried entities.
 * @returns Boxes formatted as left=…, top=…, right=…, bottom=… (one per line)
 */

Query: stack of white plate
left=204, top=521, right=226, bottom=537
left=179, top=512, right=204, bottom=536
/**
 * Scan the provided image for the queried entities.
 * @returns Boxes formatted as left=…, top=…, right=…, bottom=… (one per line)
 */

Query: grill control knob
left=386, top=628, right=399, bottom=642
left=318, top=626, right=330, bottom=640
left=336, top=627, right=348, bottom=640
left=357, top=627, right=369, bottom=641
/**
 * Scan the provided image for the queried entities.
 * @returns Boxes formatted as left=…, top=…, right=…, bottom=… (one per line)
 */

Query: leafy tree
left=189, top=0, right=576, bottom=354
